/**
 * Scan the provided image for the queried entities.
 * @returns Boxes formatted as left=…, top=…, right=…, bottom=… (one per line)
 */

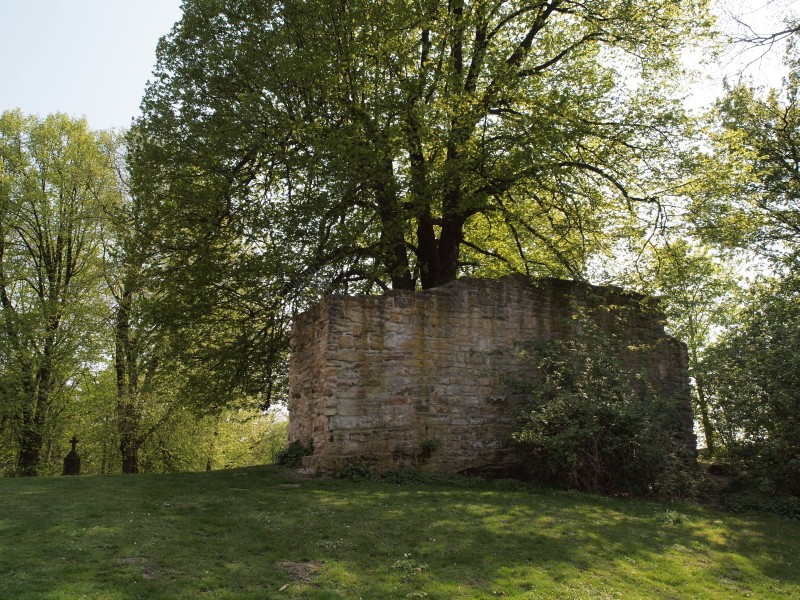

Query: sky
left=0, top=0, right=183, bottom=131
left=0, top=0, right=792, bottom=132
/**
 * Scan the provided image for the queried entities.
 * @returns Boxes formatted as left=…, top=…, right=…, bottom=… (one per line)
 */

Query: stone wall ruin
left=287, top=275, right=693, bottom=474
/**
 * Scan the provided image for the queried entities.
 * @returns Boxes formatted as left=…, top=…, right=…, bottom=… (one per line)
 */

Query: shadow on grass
left=0, top=466, right=797, bottom=599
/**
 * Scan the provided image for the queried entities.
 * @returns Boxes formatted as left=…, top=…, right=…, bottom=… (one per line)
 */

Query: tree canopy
left=0, top=111, right=117, bottom=475
left=131, top=0, right=715, bottom=285
left=692, top=66, right=800, bottom=259
left=128, top=0, right=713, bottom=403
left=703, top=270, right=800, bottom=495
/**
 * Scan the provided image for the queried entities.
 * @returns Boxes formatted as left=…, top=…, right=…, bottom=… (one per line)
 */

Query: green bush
left=702, top=270, right=800, bottom=497
left=511, top=308, right=699, bottom=497
left=336, top=460, right=377, bottom=481
left=275, top=439, right=314, bottom=468
left=723, top=479, right=800, bottom=520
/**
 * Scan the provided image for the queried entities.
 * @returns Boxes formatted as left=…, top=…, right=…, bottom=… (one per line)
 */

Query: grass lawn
left=0, top=466, right=797, bottom=599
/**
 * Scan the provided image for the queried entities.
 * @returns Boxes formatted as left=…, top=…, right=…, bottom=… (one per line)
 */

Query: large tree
left=0, top=111, right=116, bottom=475
left=129, top=0, right=712, bottom=402
left=95, top=137, right=203, bottom=474
left=692, top=51, right=800, bottom=258
left=621, top=240, right=740, bottom=456
left=686, top=39, right=800, bottom=480
left=104, top=196, right=170, bottom=474
left=102, top=180, right=208, bottom=474
left=702, top=268, right=800, bottom=494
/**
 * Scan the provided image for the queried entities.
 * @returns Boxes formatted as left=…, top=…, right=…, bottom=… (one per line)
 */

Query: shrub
left=511, top=307, right=699, bottom=497
left=702, top=270, right=800, bottom=497
left=275, top=439, right=313, bottom=468
left=336, top=460, right=377, bottom=481
left=723, top=479, right=800, bottom=520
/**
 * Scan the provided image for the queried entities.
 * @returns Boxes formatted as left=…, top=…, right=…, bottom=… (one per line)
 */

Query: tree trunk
left=416, top=216, right=464, bottom=289
left=115, top=284, right=141, bottom=474
left=415, top=144, right=468, bottom=289
left=695, top=377, right=715, bottom=457
left=689, top=322, right=715, bottom=457
left=16, top=345, right=55, bottom=476
left=206, top=423, right=220, bottom=471
left=120, top=439, right=139, bottom=474
left=118, top=392, right=141, bottom=473
left=375, top=158, right=414, bottom=290
left=16, top=413, right=44, bottom=476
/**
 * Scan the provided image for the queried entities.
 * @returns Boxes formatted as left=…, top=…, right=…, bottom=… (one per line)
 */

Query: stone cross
left=62, top=435, right=81, bottom=476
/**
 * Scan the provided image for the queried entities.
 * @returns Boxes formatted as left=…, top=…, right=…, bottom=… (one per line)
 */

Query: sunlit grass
left=0, top=466, right=797, bottom=599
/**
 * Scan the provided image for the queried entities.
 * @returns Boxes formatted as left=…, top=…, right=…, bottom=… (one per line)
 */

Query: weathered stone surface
left=288, top=275, right=693, bottom=474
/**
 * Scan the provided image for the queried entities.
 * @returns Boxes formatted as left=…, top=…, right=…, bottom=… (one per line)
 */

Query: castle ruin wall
left=287, top=275, right=692, bottom=474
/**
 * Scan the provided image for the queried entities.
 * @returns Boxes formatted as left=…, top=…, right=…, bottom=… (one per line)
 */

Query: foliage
left=208, top=409, right=288, bottom=468
left=702, top=268, right=800, bottom=496
left=684, top=39, right=800, bottom=498
left=127, top=0, right=714, bottom=408
left=418, top=437, right=442, bottom=461
left=0, top=110, right=119, bottom=475
left=619, top=240, right=742, bottom=455
left=115, top=407, right=288, bottom=474
left=276, top=438, right=314, bottom=468
left=335, top=459, right=377, bottom=481
left=512, top=306, right=698, bottom=497
left=722, top=478, right=800, bottom=521
left=3, top=355, right=289, bottom=476
left=392, top=554, right=428, bottom=581
left=61, top=368, right=120, bottom=475
left=0, top=110, right=288, bottom=478
left=0, top=466, right=799, bottom=598
left=692, top=51, right=800, bottom=260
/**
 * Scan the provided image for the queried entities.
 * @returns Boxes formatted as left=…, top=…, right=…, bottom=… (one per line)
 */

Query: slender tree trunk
left=689, top=320, right=715, bottom=457
left=17, top=391, right=46, bottom=475
left=120, top=438, right=139, bottom=474
left=115, top=285, right=141, bottom=474
left=694, top=375, right=715, bottom=457
left=206, top=422, right=220, bottom=471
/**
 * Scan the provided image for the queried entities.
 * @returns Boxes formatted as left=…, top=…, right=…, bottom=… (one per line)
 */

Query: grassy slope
left=0, top=466, right=797, bottom=599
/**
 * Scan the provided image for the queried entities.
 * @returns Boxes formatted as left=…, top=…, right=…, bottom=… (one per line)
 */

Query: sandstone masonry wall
left=288, top=275, right=692, bottom=474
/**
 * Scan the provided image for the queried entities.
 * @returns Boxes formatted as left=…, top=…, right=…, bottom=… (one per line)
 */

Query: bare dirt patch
left=276, top=560, right=324, bottom=582
left=113, top=557, right=155, bottom=579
